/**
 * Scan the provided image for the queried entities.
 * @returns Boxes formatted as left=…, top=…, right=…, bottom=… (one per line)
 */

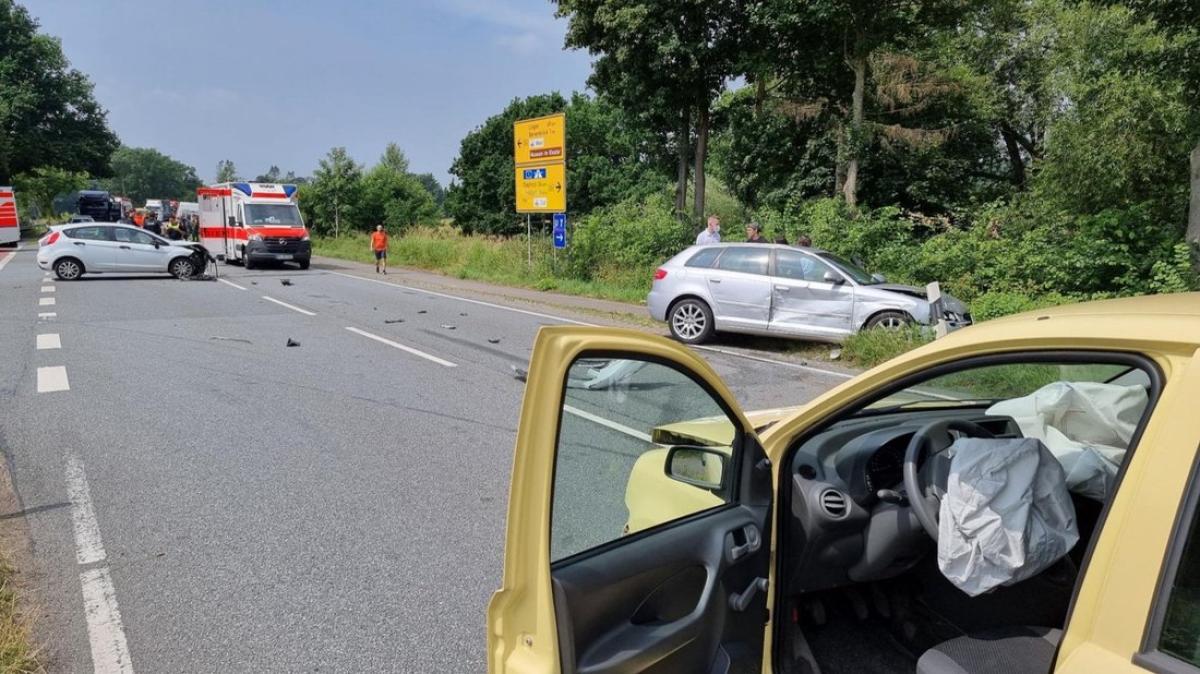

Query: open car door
left=488, top=326, right=774, bottom=674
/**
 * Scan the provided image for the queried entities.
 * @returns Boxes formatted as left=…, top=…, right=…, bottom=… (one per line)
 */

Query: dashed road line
left=344, top=327, right=457, bottom=368
left=66, top=456, right=135, bottom=673
left=41, top=285, right=55, bottom=293
left=40, top=297, right=55, bottom=306
left=38, top=312, right=56, bottom=319
left=217, top=278, right=247, bottom=291
left=261, top=295, right=315, bottom=316
left=37, top=333, right=61, bottom=350
left=563, top=405, right=653, bottom=443
left=37, top=366, right=70, bottom=392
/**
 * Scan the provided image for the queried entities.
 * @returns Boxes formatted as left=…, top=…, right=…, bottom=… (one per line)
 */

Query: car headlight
left=301, top=235, right=310, bottom=242
left=249, top=234, right=263, bottom=242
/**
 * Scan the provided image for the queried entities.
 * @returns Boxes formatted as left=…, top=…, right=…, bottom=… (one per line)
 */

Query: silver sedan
left=646, top=243, right=971, bottom=344
left=37, top=223, right=202, bottom=280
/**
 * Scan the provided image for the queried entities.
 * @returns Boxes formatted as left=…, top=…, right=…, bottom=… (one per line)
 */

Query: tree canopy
left=101, top=146, right=201, bottom=203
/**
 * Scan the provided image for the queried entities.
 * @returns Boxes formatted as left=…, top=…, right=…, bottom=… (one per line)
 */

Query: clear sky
left=24, top=0, right=593, bottom=185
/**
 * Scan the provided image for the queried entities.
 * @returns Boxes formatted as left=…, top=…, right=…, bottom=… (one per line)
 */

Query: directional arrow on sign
left=555, top=182, right=562, bottom=191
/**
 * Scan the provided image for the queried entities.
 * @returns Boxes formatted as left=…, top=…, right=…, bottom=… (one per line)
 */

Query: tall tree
left=361, top=164, right=439, bottom=232
left=215, top=159, right=239, bottom=183
left=413, top=173, right=446, bottom=210
left=379, top=143, right=411, bottom=175
left=101, top=146, right=201, bottom=203
left=555, top=0, right=745, bottom=222
left=13, top=166, right=88, bottom=219
left=0, top=0, right=119, bottom=183
left=307, top=147, right=363, bottom=236
left=254, top=165, right=282, bottom=183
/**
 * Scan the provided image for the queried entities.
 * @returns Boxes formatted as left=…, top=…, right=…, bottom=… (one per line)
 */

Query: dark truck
left=76, top=190, right=122, bottom=222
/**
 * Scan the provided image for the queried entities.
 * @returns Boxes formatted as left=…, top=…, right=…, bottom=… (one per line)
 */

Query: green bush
left=968, top=291, right=1074, bottom=322
left=841, top=326, right=934, bottom=369
left=568, top=192, right=693, bottom=280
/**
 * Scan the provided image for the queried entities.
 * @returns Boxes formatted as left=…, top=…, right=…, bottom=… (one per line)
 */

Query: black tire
left=297, top=259, right=310, bottom=270
left=243, top=253, right=255, bottom=270
left=169, top=256, right=196, bottom=279
left=865, top=310, right=912, bottom=330
left=668, top=298, right=715, bottom=344
left=54, top=257, right=84, bottom=280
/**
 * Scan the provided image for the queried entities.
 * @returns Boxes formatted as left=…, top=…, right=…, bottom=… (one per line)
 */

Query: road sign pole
left=526, top=214, right=531, bottom=269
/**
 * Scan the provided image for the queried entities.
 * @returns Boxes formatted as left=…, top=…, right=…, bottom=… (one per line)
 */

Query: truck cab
left=197, top=182, right=311, bottom=270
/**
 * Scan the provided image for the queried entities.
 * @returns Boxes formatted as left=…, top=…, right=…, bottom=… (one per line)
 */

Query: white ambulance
left=197, top=182, right=310, bottom=269
left=0, top=187, right=19, bottom=247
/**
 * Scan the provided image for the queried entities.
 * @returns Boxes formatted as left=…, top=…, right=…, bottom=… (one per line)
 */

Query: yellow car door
left=488, top=326, right=773, bottom=674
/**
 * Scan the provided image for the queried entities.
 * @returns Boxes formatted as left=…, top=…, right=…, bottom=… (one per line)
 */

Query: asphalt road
left=0, top=247, right=850, bottom=673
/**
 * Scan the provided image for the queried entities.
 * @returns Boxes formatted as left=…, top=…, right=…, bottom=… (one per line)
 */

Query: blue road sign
left=552, top=213, right=567, bottom=249
left=523, top=167, right=548, bottom=180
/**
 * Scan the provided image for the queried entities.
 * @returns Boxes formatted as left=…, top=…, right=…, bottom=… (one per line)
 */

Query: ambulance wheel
left=243, top=255, right=255, bottom=270
left=298, top=259, right=310, bottom=270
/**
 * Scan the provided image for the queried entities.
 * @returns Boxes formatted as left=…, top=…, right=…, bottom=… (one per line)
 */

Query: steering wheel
left=903, top=419, right=995, bottom=540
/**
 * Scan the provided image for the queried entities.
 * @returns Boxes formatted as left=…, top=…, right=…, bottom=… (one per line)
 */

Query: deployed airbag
left=938, top=438, right=1079, bottom=597
left=986, top=382, right=1147, bottom=501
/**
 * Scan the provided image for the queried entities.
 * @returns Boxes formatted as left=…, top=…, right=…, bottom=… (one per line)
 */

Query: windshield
left=244, top=203, right=303, bottom=227
left=818, top=252, right=877, bottom=285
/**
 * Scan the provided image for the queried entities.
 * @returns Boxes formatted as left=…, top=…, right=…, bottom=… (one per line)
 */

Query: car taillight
left=653, top=268, right=668, bottom=281
left=45, top=232, right=60, bottom=245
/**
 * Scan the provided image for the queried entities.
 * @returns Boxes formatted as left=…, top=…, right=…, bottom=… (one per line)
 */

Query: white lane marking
left=41, top=285, right=55, bottom=293
left=37, top=333, right=61, bottom=350
left=563, top=404, right=653, bottom=443
left=691, top=345, right=855, bottom=380
left=39, top=297, right=56, bottom=306
left=0, top=251, right=14, bottom=273
left=326, top=270, right=855, bottom=380
left=39, top=312, right=57, bottom=319
left=217, top=278, right=247, bottom=291
left=327, top=270, right=593, bottom=326
left=261, top=295, right=315, bottom=316
left=80, top=568, right=134, bottom=674
left=65, top=456, right=106, bottom=565
left=344, top=327, right=457, bottom=368
left=37, top=366, right=70, bottom=392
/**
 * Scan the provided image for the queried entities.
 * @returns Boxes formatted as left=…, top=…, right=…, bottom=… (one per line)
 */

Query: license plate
left=276, top=254, right=293, bottom=260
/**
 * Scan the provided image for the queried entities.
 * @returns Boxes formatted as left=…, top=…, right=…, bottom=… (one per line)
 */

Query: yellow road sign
left=514, top=163, right=566, bottom=213
left=514, top=113, right=566, bottom=165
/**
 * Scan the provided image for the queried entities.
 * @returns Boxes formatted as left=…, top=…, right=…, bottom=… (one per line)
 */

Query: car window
left=64, top=226, right=111, bottom=241
left=1160, top=503, right=1200, bottom=666
left=685, top=247, right=723, bottom=269
left=551, top=357, right=738, bottom=562
left=113, top=227, right=157, bottom=245
left=776, top=249, right=836, bottom=282
left=715, top=247, right=769, bottom=275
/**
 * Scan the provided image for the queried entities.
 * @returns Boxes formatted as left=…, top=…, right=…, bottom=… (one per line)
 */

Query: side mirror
left=871, top=273, right=887, bottom=283
left=227, top=216, right=237, bottom=227
left=823, top=271, right=845, bottom=285
left=665, top=446, right=728, bottom=492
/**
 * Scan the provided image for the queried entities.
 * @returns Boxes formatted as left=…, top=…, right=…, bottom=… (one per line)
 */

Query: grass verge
left=0, top=554, right=40, bottom=673
left=841, top=326, right=934, bottom=369
left=313, top=229, right=653, bottom=304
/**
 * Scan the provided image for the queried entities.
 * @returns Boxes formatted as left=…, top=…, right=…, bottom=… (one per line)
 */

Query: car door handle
left=119, top=245, right=131, bottom=249
left=775, top=285, right=791, bottom=292
left=74, top=242, right=85, bottom=246
left=709, top=278, right=721, bottom=284
left=729, top=577, right=768, bottom=612
left=727, top=523, right=762, bottom=562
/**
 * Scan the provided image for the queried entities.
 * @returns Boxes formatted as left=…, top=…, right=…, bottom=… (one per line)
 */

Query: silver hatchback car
left=647, top=243, right=971, bottom=344
left=37, top=223, right=201, bottom=280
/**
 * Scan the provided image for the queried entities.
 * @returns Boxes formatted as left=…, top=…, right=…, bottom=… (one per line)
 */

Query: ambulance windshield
left=245, top=203, right=303, bottom=227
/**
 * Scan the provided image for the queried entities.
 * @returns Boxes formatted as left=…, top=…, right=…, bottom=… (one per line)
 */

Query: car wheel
left=243, top=254, right=255, bottom=270
left=865, top=310, right=912, bottom=330
left=54, top=257, right=84, bottom=281
left=169, top=257, right=196, bottom=279
left=298, top=259, right=310, bottom=270
left=668, top=299, right=714, bottom=344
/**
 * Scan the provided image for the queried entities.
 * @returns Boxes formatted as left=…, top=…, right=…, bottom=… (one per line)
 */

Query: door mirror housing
left=665, top=446, right=729, bottom=492
left=227, top=216, right=237, bottom=227
left=823, top=271, right=846, bottom=285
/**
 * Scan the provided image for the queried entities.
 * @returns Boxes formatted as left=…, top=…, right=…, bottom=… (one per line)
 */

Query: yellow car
left=488, top=293, right=1200, bottom=674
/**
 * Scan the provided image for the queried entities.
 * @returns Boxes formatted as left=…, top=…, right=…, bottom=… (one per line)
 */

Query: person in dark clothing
left=774, top=235, right=789, bottom=245
left=796, top=234, right=813, bottom=247
left=744, top=222, right=768, bottom=243
left=144, top=215, right=162, bottom=236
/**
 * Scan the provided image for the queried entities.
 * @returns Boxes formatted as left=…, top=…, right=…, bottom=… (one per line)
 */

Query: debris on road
left=441, top=324, right=456, bottom=330
left=511, top=365, right=528, bottom=382
left=829, top=348, right=842, bottom=361
left=460, top=312, right=468, bottom=316
left=250, top=281, right=258, bottom=285
left=384, top=319, right=405, bottom=324
left=417, top=310, right=428, bottom=314
left=286, top=338, right=301, bottom=347
left=210, top=336, right=252, bottom=344
left=487, top=338, right=501, bottom=344
left=281, top=279, right=293, bottom=286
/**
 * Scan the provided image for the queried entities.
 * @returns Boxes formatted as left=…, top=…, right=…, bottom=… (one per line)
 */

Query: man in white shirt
left=695, top=215, right=721, bottom=245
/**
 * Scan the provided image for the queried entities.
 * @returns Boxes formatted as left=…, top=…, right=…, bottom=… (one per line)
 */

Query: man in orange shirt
left=370, top=224, right=389, bottom=274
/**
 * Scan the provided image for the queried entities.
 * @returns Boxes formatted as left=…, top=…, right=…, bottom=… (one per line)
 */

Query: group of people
left=118, top=211, right=201, bottom=241
left=694, top=215, right=812, bottom=248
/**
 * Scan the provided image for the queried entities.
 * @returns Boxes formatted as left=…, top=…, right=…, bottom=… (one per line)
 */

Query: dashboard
left=782, top=408, right=1021, bottom=594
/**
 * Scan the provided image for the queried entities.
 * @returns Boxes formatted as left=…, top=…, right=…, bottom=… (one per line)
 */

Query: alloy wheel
left=672, top=303, right=707, bottom=341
